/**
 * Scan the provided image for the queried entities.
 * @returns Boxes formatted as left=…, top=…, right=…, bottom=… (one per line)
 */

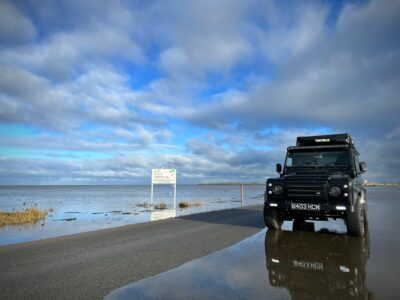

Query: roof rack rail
left=296, top=133, right=355, bottom=147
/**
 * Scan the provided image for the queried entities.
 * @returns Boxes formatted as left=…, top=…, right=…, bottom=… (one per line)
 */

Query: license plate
left=293, top=260, right=324, bottom=271
left=291, top=203, right=321, bottom=211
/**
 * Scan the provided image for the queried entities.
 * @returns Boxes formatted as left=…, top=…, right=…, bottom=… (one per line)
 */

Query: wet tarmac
left=105, top=187, right=400, bottom=300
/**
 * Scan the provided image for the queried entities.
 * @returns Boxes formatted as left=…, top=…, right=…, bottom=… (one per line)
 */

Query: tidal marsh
left=179, top=200, right=202, bottom=209
left=154, top=202, right=167, bottom=210
left=0, top=208, right=47, bottom=227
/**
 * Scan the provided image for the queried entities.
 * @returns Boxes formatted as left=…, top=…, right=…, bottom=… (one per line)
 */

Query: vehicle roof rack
left=296, top=133, right=355, bottom=148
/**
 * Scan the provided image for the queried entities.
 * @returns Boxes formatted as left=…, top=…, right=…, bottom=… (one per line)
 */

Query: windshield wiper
left=327, top=162, right=348, bottom=166
left=297, top=161, right=316, bottom=167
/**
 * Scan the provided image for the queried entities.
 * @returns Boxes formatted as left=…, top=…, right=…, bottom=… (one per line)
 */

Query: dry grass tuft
left=154, top=202, right=167, bottom=210
left=0, top=208, right=47, bottom=227
left=193, top=200, right=202, bottom=207
left=136, top=202, right=148, bottom=208
left=179, top=201, right=190, bottom=208
left=179, top=200, right=202, bottom=209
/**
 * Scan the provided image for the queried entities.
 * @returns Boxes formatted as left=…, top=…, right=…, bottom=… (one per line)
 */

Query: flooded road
left=0, top=184, right=264, bottom=245
left=106, top=187, right=400, bottom=300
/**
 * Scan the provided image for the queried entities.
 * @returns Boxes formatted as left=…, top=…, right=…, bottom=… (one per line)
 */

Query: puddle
left=106, top=216, right=399, bottom=300
left=105, top=228, right=282, bottom=300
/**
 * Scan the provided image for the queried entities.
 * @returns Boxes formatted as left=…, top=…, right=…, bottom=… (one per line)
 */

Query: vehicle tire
left=264, top=209, right=283, bottom=230
left=363, top=194, right=369, bottom=225
left=346, top=202, right=365, bottom=236
left=293, top=218, right=305, bottom=231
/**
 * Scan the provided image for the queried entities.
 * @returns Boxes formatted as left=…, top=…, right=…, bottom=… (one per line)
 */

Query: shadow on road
left=178, top=205, right=264, bottom=229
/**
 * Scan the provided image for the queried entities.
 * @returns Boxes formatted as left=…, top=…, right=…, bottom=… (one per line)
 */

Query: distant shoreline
left=198, top=182, right=400, bottom=187
left=365, top=182, right=400, bottom=187
left=198, top=183, right=264, bottom=186
left=0, top=182, right=398, bottom=187
left=0, top=183, right=266, bottom=187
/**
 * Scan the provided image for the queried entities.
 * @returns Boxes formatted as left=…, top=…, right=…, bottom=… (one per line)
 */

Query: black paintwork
left=264, top=133, right=367, bottom=222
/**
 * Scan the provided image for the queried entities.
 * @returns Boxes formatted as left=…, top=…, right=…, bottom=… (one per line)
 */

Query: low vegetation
left=179, top=202, right=190, bottom=208
left=136, top=202, right=149, bottom=208
left=58, top=218, right=76, bottom=222
left=179, top=200, right=202, bottom=209
left=0, top=208, right=47, bottom=227
left=154, top=202, right=167, bottom=210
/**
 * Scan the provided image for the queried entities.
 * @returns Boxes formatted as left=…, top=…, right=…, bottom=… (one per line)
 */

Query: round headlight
left=272, top=185, right=283, bottom=195
left=329, top=186, right=341, bottom=197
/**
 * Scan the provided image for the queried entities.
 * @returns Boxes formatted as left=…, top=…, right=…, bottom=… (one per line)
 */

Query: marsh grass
left=154, top=202, right=167, bottom=210
left=179, top=202, right=190, bottom=208
left=193, top=200, right=202, bottom=207
left=136, top=202, right=149, bottom=208
left=179, top=200, right=202, bottom=209
left=0, top=208, right=47, bottom=227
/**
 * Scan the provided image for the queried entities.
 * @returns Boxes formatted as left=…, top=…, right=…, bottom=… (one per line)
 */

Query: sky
left=0, top=0, right=399, bottom=184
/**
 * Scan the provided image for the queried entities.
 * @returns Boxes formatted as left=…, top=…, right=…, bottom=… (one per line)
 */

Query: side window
left=286, top=157, right=293, bottom=167
left=354, top=154, right=361, bottom=173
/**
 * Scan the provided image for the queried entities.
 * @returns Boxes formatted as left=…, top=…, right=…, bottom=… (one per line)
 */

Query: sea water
left=0, top=184, right=265, bottom=245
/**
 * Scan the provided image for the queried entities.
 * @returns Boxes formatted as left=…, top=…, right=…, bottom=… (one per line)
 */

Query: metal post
left=150, top=182, right=154, bottom=211
left=173, top=183, right=176, bottom=210
left=241, top=184, right=244, bottom=207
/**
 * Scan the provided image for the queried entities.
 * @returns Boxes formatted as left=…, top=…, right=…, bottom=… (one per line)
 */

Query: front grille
left=285, top=176, right=328, bottom=203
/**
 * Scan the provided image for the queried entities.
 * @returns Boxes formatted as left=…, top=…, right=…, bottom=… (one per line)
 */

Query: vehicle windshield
left=285, top=150, right=350, bottom=168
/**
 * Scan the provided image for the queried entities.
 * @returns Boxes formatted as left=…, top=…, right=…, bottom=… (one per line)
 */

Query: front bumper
left=264, top=201, right=350, bottom=220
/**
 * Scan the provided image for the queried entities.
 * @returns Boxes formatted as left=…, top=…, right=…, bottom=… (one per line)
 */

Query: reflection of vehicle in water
left=265, top=226, right=373, bottom=300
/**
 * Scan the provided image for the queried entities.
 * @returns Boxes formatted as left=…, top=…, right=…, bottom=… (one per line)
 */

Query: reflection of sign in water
left=152, top=169, right=176, bottom=184
left=150, top=169, right=177, bottom=210
left=150, top=210, right=176, bottom=221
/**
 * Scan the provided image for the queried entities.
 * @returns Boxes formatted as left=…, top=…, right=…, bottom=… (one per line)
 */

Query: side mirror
left=359, top=162, right=367, bottom=173
left=276, top=163, right=282, bottom=173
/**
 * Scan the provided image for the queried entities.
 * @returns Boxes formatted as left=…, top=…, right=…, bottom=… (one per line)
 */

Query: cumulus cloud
left=0, top=0, right=399, bottom=183
left=157, top=0, right=252, bottom=77
left=179, top=0, right=400, bottom=130
left=1, top=25, right=144, bottom=81
left=0, top=1, right=37, bottom=45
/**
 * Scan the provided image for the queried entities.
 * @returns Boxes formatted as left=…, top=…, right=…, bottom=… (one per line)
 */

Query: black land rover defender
left=264, top=133, right=368, bottom=236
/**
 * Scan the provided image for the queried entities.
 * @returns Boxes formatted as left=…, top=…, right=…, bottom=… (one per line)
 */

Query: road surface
left=0, top=206, right=264, bottom=300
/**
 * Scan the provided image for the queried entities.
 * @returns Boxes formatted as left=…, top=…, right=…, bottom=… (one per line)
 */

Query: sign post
left=241, top=184, right=244, bottom=207
left=151, top=169, right=177, bottom=210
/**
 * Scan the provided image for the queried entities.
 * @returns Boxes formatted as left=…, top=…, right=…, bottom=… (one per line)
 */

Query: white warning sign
left=151, top=169, right=176, bottom=184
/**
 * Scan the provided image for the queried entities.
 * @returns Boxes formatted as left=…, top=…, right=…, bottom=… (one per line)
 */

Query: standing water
left=0, top=184, right=265, bottom=245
